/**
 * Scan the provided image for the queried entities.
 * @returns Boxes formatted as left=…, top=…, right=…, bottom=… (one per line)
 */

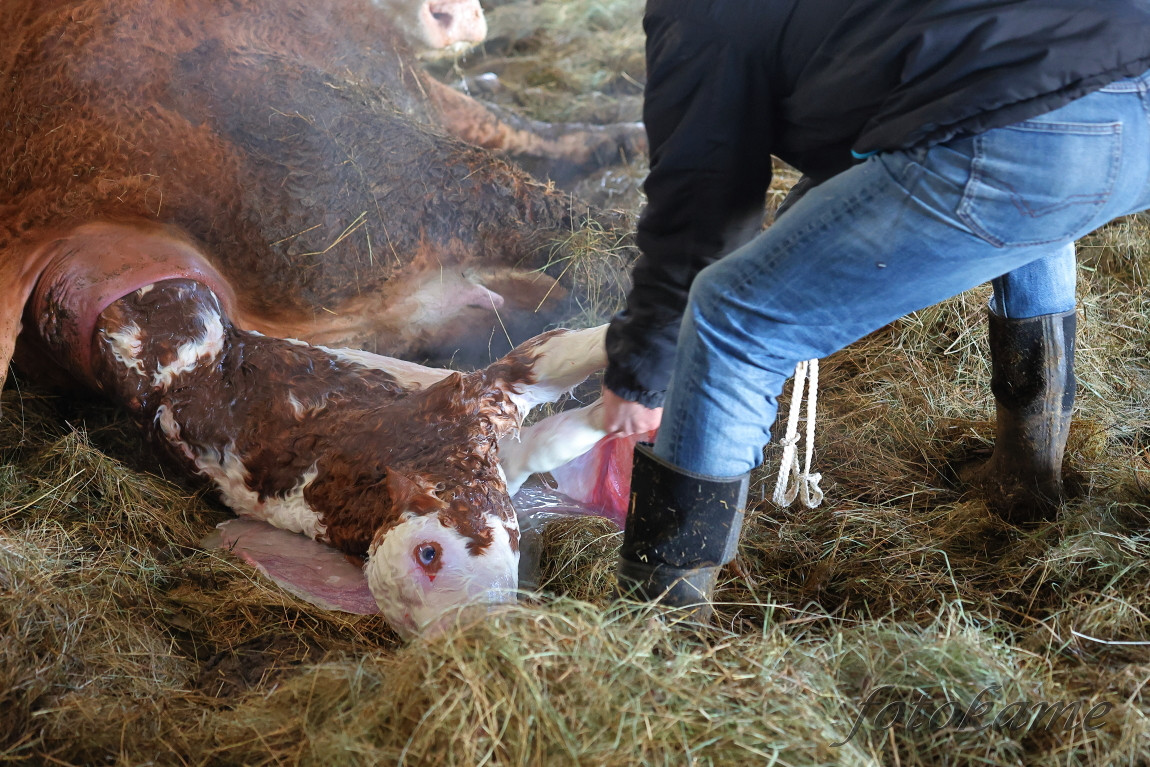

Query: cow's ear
left=385, top=469, right=447, bottom=516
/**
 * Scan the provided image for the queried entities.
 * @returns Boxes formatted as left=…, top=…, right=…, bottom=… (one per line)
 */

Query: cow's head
left=372, top=0, right=488, bottom=53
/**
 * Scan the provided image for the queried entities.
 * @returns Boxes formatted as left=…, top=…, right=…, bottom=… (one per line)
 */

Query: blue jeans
left=655, top=70, right=1150, bottom=478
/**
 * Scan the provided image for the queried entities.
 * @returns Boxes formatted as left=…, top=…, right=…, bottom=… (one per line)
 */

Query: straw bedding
left=2, top=1, right=1148, bottom=763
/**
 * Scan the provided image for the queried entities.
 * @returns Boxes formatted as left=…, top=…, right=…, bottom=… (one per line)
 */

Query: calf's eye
left=417, top=543, right=438, bottom=566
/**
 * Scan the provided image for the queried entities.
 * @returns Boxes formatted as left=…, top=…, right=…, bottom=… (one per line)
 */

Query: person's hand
left=600, top=386, right=663, bottom=437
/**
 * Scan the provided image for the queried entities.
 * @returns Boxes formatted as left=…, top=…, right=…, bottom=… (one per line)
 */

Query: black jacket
left=605, top=0, right=1150, bottom=407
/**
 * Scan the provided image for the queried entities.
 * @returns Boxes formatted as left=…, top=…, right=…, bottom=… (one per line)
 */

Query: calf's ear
left=385, top=469, right=448, bottom=516
left=203, top=518, right=380, bottom=614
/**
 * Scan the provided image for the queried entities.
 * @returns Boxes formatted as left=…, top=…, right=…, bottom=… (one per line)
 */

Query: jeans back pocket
left=957, top=120, right=1121, bottom=247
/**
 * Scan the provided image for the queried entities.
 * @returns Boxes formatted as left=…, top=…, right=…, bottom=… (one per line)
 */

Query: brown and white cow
left=370, top=0, right=488, bottom=53
left=1, top=0, right=640, bottom=379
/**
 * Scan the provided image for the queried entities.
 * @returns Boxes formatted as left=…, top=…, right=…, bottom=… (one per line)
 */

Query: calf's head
left=362, top=469, right=519, bottom=639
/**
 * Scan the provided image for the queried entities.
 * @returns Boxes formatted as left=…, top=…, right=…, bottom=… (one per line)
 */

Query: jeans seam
left=1099, top=68, right=1150, bottom=92
left=1144, top=90, right=1150, bottom=144
left=663, top=313, right=721, bottom=468
left=1009, top=120, right=1123, bottom=134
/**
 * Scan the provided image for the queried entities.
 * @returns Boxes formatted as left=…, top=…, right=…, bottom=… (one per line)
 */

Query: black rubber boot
left=616, top=444, right=748, bottom=617
left=964, top=307, right=1076, bottom=524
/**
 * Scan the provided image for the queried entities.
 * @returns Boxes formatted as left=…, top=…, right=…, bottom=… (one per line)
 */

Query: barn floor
left=3, top=1, right=1149, bottom=764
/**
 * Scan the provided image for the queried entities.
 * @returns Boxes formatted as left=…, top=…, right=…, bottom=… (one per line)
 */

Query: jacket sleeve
left=604, top=2, right=776, bottom=407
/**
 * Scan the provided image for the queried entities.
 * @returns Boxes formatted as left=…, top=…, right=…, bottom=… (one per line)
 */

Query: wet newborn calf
left=3, top=212, right=617, bottom=640
left=21, top=242, right=611, bottom=639
left=85, top=279, right=608, bottom=638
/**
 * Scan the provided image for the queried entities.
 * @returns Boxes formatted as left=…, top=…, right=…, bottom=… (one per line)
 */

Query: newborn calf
left=83, top=278, right=609, bottom=638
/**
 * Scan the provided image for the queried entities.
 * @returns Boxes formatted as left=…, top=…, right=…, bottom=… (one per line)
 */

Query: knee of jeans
left=685, top=265, right=741, bottom=339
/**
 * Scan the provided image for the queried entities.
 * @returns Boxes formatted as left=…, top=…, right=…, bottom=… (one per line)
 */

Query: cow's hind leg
left=0, top=252, right=51, bottom=411
left=422, top=74, right=646, bottom=185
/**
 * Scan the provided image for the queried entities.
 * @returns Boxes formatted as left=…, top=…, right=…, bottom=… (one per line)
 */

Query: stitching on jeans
left=1100, top=81, right=1147, bottom=93
left=1003, top=173, right=1113, bottom=217
left=1008, top=120, right=1124, bottom=134
left=958, top=124, right=1122, bottom=247
left=1143, top=90, right=1150, bottom=141
left=1099, top=70, right=1150, bottom=93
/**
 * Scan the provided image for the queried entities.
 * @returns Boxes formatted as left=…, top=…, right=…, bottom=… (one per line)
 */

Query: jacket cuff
left=604, top=309, right=680, bottom=409
left=602, top=365, right=667, bottom=409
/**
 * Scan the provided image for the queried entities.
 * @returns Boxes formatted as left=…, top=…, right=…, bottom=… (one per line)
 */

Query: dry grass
left=3, top=0, right=1150, bottom=764
left=429, top=0, right=646, bottom=125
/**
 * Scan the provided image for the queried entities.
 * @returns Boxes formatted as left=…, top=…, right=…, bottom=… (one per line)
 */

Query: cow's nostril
left=432, top=11, right=453, bottom=29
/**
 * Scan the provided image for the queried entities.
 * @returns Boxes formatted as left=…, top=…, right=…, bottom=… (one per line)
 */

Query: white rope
left=771, top=358, right=825, bottom=509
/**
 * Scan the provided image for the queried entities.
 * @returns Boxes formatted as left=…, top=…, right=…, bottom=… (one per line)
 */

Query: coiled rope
left=771, top=358, right=825, bottom=508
